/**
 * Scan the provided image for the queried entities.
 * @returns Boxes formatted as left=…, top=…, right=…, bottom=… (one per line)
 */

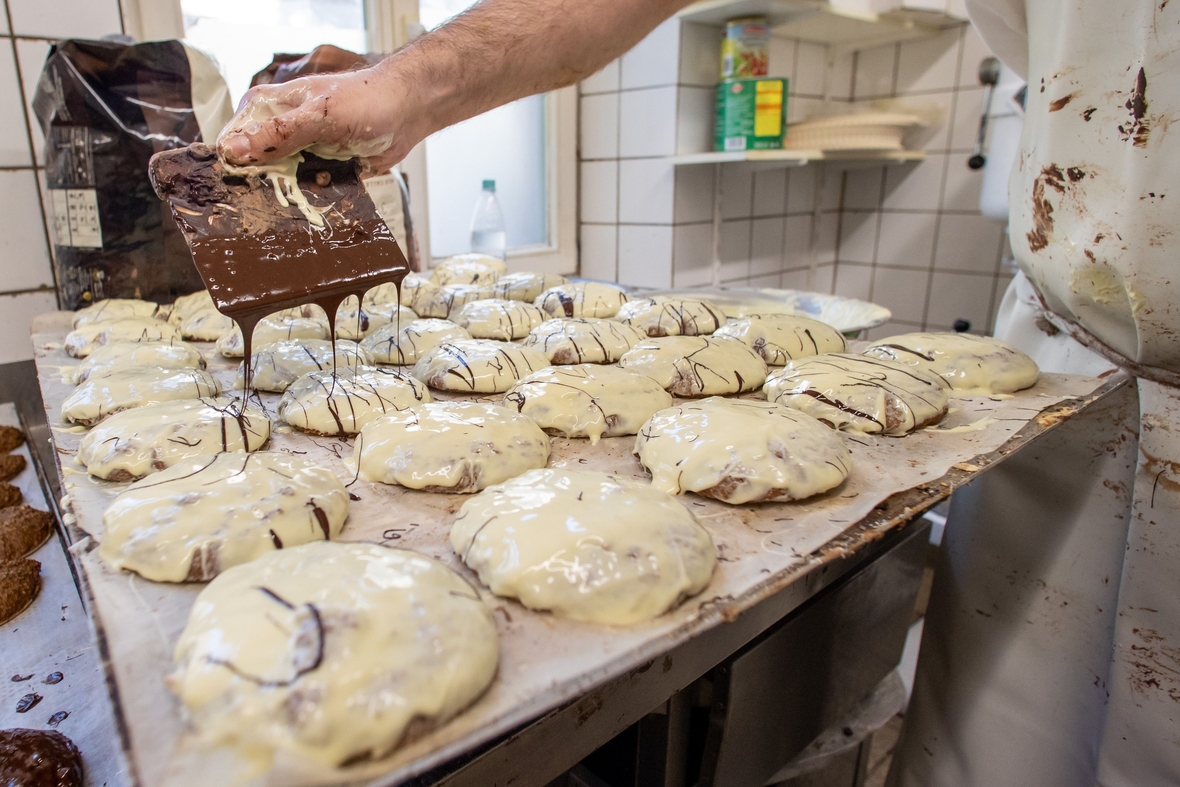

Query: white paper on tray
left=29, top=312, right=1109, bottom=787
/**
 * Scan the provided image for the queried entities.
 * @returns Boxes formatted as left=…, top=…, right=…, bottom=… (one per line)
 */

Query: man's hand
left=217, top=0, right=695, bottom=170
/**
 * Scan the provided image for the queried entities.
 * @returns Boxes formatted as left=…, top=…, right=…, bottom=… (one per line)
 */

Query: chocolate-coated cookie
left=0, top=559, right=40, bottom=625
left=0, top=426, right=25, bottom=454
left=0, top=728, right=83, bottom=787
left=0, top=506, right=53, bottom=560
left=0, top=455, right=25, bottom=483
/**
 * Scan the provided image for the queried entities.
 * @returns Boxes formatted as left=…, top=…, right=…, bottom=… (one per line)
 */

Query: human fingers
left=217, top=82, right=331, bottom=166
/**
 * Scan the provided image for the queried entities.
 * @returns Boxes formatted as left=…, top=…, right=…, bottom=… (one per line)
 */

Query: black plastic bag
left=32, top=39, right=230, bottom=309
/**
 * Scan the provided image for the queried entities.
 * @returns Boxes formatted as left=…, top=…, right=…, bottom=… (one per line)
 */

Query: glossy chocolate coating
left=0, top=728, right=83, bottom=787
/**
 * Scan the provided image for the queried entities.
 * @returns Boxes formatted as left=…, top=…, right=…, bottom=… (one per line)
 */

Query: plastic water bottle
left=470, top=179, right=507, bottom=260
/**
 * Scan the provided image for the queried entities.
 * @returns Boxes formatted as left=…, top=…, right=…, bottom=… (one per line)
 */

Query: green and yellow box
left=714, top=78, right=787, bottom=152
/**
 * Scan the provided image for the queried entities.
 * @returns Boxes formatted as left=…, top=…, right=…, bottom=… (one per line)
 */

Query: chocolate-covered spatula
left=149, top=143, right=409, bottom=389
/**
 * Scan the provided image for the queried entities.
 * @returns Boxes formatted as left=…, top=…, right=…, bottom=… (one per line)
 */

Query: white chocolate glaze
left=73, top=298, right=164, bottom=328
left=504, top=364, right=673, bottom=444
left=360, top=318, right=471, bottom=365
left=216, top=314, right=330, bottom=358
left=71, top=340, right=205, bottom=384
left=236, top=340, right=372, bottom=393
left=168, top=290, right=215, bottom=326
left=714, top=314, right=847, bottom=365
left=76, top=396, right=270, bottom=481
left=352, top=401, right=549, bottom=493
left=61, top=367, right=220, bottom=425
left=615, top=297, right=727, bottom=337
left=430, top=254, right=507, bottom=286
left=64, top=318, right=184, bottom=358
left=101, top=452, right=347, bottom=583
left=763, top=353, right=950, bottom=435
left=492, top=271, right=569, bottom=302
left=450, top=467, right=715, bottom=625
left=170, top=542, right=497, bottom=767
left=397, top=273, right=444, bottom=317
left=180, top=307, right=235, bottom=341
left=432, top=283, right=498, bottom=320
left=618, top=336, right=768, bottom=397
left=534, top=282, right=630, bottom=319
left=635, top=397, right=852, bottom=504
left=278, top=366, right=432, bottom=436
left=333, top=296, right=416, bottom=340
left=413, top=339, right=551, bottom=393
left=864, top=332, right=1040, bottom=394
left=522, top=318, right=646, bottom=364
left=456, top=298, right=545, bottom=340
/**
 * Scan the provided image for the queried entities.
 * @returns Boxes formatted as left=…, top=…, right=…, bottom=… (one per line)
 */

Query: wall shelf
left=667, top=148, right=925, bottom=168
left=677, top=0, right=965, bottom=54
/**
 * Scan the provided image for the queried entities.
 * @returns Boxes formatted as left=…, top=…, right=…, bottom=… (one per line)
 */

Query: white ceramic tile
left=579, top=224, right=617, bottom=281
left=720, top=219, right=751, bottom=282
left=619, top=86, right=677, bottom=158
left=866, top=318, right=924, bottom=341
left=940, top=154, right=985, bottom=211
left=0, top=170, right=52, bottom=291
left=579, top=161, right=617, bottom=224
left=720, top=164, right=753, bottom=220
left=830, top=51, right=855, bottom=100
left=618, top=157, right=675, bottom=225
left=933, top=213, right=1004, bottom=273
left=622, top=19, right=680, bottom=90
left=749, top=272, right=781, bottom=288
left=926, top=271, right=994, bottom=330
left=780, top=267, right=809, bottom=291
left=854, top=44, right=897, bottom=99
left=957, top=25, right=994, bottom=90
left=843, top=167, right=883, bottom=211
left=679, top=22, right=722, bottom=87
left=0, top=45, right=31, bottom=167
left=15, top=38, right=49, bottom=166
left=896, top=28, right=962, bottom=94
left=675, top=86, right=714, bottom=155
left=0, top=290, right=57, bottom=363
left=834, top=263, right=873, bottom=301
left=949, top=87, right=985, bottom=152
left=752, top=169, right=786, bottom=217
left=579, top=92, right=619, bottom=160
left=750, top=217, right=785, bottom=276
left=883, top=153, right=947, bottom=211
left=783, top=215, right=812, bottom=268
left=813, top=263, right=835, bottom=293
left=0, top=1, right=8, bottom=34
left=838, top=211, right=878, bottom=264
left=618, top=225, right=673, bottom=288
left=581, top=60, right=620, bottom=95
left=794, top=42, right=827, bottom=97
left=672, top=222, right=713, bottom=288
left=819, top=168, right=843, bottom=210
left=768, top=36, right=796, bottom=82
left=902, top=90, right=953, bottom=152
left=674, top=165, right=714, bottom=224
left=788, top=96, right=825, bottom=123
left=9, top=0, right=121, bottom=39
left=876, top=211, right=938, bottom=269
left=786, top=166, right=816, bottom=214
left=870, top=268, right=931, bottom=323
left=815, top=213, right=839, bottom=264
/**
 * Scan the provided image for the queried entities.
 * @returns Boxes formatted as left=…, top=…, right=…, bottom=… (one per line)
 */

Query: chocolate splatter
left=11, top=674, right=32, bottom=682
left=1066, top=167, right=1086, bottom=182
left=1048, top=92, right=1077, bottom=112
left=1118, top=67, right=1150, bottom=147
left=1082, top=107, right=1097, bottom=121
left=47, top=711, right=69, bottom=727
left=1027, top=165, right=1066, bottom=252
left=42, top=672, right=62, bottom=685
left=16, top=693, right=42, bottom=713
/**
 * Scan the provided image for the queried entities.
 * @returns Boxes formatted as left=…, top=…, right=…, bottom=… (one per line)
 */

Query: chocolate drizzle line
left=206, top=586, right=325, bottom=687
left=148, top=143, right=409, bottom=399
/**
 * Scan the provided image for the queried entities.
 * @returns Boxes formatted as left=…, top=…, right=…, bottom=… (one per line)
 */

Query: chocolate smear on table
left=148, top=143, right=409, bottom=394
left=15, top=693, right=42, bottom=713
left=42, top=673, right=63, bottom=685
left=46, top=711, right=69, bottom=728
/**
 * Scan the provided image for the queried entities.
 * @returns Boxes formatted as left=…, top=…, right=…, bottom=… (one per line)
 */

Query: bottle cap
left=482, top=179, right=495, bottom=191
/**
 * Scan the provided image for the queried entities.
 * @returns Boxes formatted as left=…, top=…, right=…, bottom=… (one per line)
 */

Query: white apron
left=889, top=2, right=1180, bottom=785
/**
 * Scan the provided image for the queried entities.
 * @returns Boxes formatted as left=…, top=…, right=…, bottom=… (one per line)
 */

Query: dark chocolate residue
left=1117, top=67, right=1150, bottom=147
left=47, top=710, right=70, bottom=727
left=1048, top=92, right=1076, bottom=112
left=16, top=692, right=43, bottom=713
left=42, top=672, right=63, bottom=685
left=11, top=674, right=32, bottom=682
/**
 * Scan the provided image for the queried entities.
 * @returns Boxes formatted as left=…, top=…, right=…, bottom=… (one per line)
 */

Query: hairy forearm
left=385, top=0, right=692, bottom=139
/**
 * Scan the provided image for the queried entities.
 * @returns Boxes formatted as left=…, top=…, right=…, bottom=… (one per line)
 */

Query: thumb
left=217, top=90, right=331, bottom=166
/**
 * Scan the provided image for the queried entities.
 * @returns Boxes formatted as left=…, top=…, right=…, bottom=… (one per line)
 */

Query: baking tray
left=29, top=312, right=1110, bottom=786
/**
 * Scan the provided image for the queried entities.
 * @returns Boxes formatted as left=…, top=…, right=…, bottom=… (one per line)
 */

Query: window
left=181, top=0, right=368, bottom=106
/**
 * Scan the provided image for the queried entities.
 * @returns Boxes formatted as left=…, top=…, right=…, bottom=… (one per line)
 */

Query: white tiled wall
left=0, top=0, right=123, bottom=363
left=578, top=20, right=1013, bottom=337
